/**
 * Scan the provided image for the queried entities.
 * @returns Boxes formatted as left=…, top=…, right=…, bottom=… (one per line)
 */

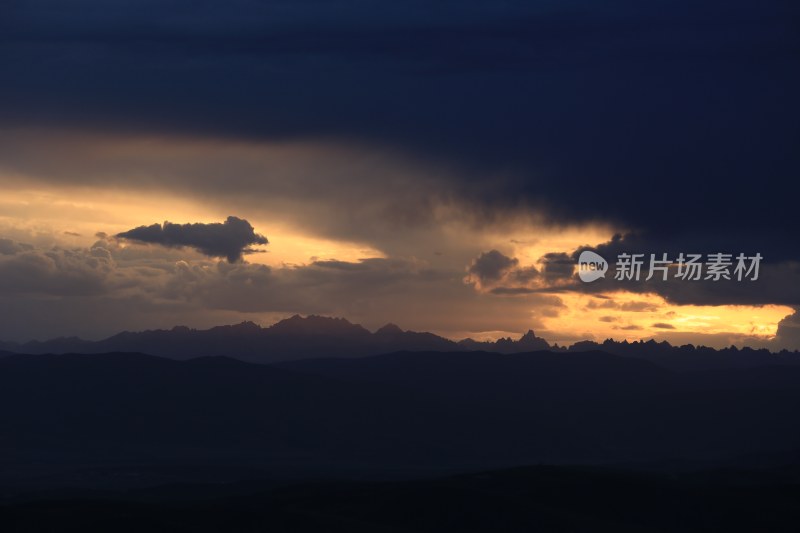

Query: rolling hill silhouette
left=2, top=348, right=800, bottom=492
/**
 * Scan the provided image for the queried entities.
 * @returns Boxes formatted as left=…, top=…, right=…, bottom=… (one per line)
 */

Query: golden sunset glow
left=540, top=291, right=792, bottom=347
left=0, top=185, right=385, bottom=266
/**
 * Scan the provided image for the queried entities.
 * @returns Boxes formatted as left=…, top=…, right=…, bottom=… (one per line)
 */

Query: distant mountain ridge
left=0, top=314, right=798, bottom=370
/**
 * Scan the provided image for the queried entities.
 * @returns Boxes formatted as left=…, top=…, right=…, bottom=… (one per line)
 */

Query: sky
left=0, top=0, right=798, bottom=349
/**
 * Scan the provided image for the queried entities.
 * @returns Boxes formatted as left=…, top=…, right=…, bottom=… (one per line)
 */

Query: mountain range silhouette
left=1, top=314, right=797, bottom=371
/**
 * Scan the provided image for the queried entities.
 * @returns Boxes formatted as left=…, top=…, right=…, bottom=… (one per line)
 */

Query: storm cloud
left=464, top=250, right=519, bottom=289
left=2, top=0, right=798, bottom=258
left=117, top=216, right=267, bottom=263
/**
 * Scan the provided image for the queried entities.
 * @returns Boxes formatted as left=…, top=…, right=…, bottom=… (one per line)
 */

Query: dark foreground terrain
left=3, top=348, right=800, bottom=531
left=3, top=349, right=800, bottom=472
left=2, top=465, right=800, bottom=532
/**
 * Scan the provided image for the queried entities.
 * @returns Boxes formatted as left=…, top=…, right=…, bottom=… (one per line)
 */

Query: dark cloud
left=465, top=250, right=519, bottom=288
left=465, top=250, right=562, bottom=295
left=116, top=216, right=268, bottom=263
left=538, top=253, right=574, bottom=282
left=507, top=266, right=540, bottom=284
left=652, top=323, right=676, bottom=330
left=772, top=310, right=800, bottom=351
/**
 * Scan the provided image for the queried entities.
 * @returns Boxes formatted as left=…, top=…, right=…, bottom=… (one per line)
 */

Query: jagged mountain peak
left=376, top=323, right=404, bottom=335
left=268, top=314, right=370, bottom=337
